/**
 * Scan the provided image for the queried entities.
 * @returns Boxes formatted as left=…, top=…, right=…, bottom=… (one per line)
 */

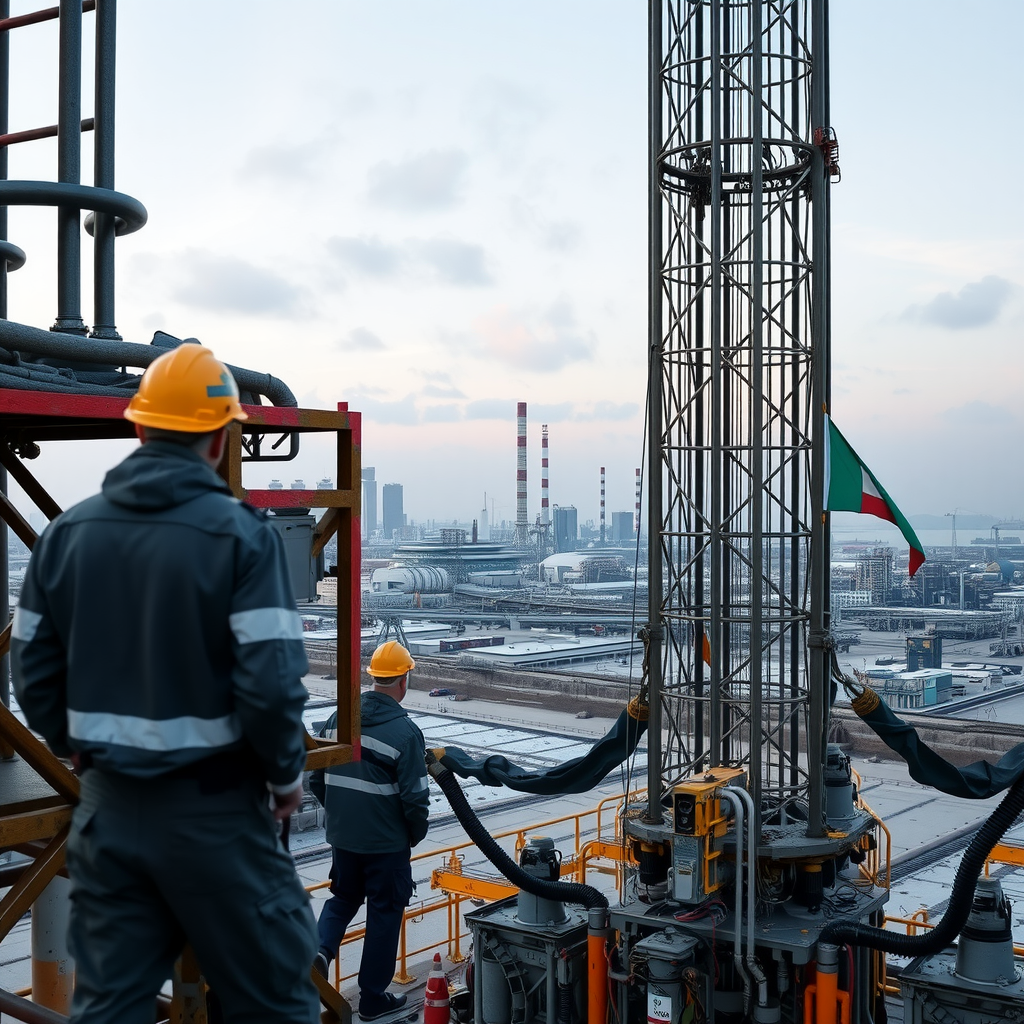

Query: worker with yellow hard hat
left=309, top=640, right=428, bottom=1022
left=12, top=342, right=320, bottom=1024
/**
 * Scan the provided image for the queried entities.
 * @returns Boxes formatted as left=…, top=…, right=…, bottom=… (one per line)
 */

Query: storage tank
left=370, top=566, right=450, bottom=594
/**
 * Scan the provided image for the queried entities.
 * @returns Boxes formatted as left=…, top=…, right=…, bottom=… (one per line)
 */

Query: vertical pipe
left=31, top=875, right=74, bottom=1013
left=0, top=0, right=9, bottom=722
left=587, top=909, right=609, bottom=1024
left=806, top=0, right=830, bottom=839
left=645, top=0, right=664, bottom=822
left=708, top=0, right=723, bottom=765
left=541, top=425, right=549, bottom=527
left=748, top=0, right=765, bottom=823
left=54, top=0, right=86, bottom=333
left=91, top=0, right=119, bottom=338
left=516, top=402, right=528, bottom=546
left=599, top=466, right=606, bottom=544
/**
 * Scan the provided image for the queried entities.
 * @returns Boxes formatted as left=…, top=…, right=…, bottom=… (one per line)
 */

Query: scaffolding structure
left=645, top=0, right=833, bottom=833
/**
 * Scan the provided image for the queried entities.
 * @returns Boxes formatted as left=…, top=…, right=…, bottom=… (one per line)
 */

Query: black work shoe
left=358, top=992, right=409, bottom=1022
left=312, top=952, right=329, bottom=981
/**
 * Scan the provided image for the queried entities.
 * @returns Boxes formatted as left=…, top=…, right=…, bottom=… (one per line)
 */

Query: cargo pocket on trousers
left=391, top=869, right=415, bottom=912
left=66, top=803, right=100, bottom=878
left=255, top=882, right=317, bottom=994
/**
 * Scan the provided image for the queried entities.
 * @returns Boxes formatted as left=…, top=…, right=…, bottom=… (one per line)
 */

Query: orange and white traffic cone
left=423, top=953, right=450, bottom=1024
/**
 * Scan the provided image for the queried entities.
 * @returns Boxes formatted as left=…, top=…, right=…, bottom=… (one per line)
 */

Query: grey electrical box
left=266, top=514, right=323, bottom=602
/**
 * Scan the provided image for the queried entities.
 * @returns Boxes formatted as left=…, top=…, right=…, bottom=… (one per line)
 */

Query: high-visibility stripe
left=361, top=735, right=400, bottom=761
left=413, top=775, right=429, bottom=791
left=229, top=607, right=304, bottom=645
left=12, top=606, right=43, bottom=643
left=67, top=709, right=242, bottom=751
left=325, top=774, right=399, bottom=797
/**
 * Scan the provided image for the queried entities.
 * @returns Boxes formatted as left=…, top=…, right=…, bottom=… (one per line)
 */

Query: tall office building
left=612, top=511, right=634, bottom=544
left=553, top=505, right=578, bottom=553
left=362, top=467, right=377, bottom=539
left=382, top=483, right=404, bottom=539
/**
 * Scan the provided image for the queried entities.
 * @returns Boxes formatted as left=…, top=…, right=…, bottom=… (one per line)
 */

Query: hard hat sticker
left=207, top=373, right=236, bottom=398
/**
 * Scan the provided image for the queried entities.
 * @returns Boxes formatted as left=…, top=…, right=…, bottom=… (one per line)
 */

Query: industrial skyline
left=1, top=2, right=1022, bottom=524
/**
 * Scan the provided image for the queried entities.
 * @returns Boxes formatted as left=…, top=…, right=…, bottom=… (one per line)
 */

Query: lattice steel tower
left=645, top=0, right=834, bottom=837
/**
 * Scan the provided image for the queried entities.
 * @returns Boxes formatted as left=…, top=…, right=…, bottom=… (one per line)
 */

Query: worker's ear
left=207, top=427, right=228, bottom=464
left=134, top=424, right=147, bottom=444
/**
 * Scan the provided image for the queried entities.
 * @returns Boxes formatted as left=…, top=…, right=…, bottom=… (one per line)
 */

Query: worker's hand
left=271, top=784, right=303, bottom=821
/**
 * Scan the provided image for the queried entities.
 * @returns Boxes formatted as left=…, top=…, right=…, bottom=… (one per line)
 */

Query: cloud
left=422, top=383, right=465, bottom=399
left=577, top=401, right=640, bottom=422
left=945, top=399, right=1014, bottom=426
left=904, top=275, right=1014, bottom=329
left=466, top=399, right=512, bottom=420
left=413, top=239, right=491, bottom=286
left=367, top=149, right=469, bottom=211
left=238, top=137, right=333, bottom=182
left=531, top=403, right=574, bottom=423
left=422, top=404, right=462, bottom=423
left=327, top=236, right=402, bottom=278
left=167, top=250, right=306, bottom=317
left=338, top=327, right=387, bottom=352
left=472, top=300, right=595, bottom=371
left=349, top=394, right=419, bottom=426
left=467, top=80, right=545, bottom=155
left=328, top=235, right=491, bottom=287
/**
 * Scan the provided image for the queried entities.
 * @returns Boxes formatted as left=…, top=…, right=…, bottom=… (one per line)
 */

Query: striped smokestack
left=541, top=425, right=549, bottom=527
left=515, top=402, right=529, bottom=545
left=600, top=466, right=606, bottom=544
left=635, top=467, right=641, bottom=536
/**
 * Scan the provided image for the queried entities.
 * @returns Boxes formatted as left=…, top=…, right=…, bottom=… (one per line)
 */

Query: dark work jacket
left=11, top=441, right=309, bottom=791
left=310, top=691, right=429, bottom=853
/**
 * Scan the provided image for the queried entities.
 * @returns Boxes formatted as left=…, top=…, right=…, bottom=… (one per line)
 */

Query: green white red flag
left=824, top=416, right=925, bottom=576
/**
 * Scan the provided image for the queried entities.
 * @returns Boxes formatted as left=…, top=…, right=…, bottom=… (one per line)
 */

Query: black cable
left=820, top=774, right=1024, bottom=953
left=426, top=754, right=609, bottom=910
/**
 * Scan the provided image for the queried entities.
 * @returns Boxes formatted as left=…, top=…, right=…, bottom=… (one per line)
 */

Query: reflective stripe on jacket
left=310, top=691, right=429, bottom=853
left=11, top=441, right=310, bottom=789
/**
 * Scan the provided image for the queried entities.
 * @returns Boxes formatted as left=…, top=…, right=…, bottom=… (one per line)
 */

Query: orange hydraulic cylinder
left=804, top=942, right=850, bottom=1024
left=587, top=911, right=609, bottom=1024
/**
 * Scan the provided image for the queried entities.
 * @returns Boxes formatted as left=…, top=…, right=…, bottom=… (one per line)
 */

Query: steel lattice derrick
left=646, top=0, right=831, bottom=838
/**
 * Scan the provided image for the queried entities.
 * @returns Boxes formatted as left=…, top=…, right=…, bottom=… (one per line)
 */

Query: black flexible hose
left=821, top=774, right=1024, bottom=953
left=426, top=756, right=609, bottom=910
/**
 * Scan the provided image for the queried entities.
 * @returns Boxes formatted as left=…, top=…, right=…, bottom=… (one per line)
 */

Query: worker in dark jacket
left=310, top=640, right=429, bottom=1022
left=12, top=344, right=319, bottom=1024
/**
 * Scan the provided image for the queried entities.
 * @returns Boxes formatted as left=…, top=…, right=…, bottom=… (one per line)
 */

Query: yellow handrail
left=306, top=788, right=646, bottom=989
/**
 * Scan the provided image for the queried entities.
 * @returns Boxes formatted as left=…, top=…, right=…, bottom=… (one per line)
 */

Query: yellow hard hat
left=125, top=345, right=248, bottom=432
left=368, top=640, right=415, bottom=678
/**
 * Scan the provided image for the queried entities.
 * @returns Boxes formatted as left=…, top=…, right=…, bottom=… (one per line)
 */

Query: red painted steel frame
left=0, top=387, right=362, bottom=765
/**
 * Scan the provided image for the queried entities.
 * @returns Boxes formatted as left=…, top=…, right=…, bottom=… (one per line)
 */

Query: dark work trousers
left=66, top=769, right=320, bottom=1024
left=317, top=847, right=414, bottom=1002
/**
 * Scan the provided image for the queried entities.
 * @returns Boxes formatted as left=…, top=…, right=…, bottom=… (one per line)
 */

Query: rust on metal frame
left=0, top=387, right=362, bottom=954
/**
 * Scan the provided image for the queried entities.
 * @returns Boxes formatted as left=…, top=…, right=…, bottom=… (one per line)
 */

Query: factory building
left=553, top=505, right=578, bottom=553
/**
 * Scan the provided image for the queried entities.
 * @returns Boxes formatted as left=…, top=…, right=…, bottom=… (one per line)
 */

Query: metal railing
left=306, top=789, right=642, bottom=988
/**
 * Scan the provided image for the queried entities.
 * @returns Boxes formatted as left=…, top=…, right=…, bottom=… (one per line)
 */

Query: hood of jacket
left=101, top=441, right=232, bottom=512
left=360, top=690, right=409, bottom=726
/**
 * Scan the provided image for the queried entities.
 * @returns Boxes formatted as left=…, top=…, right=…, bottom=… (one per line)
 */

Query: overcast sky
left=3, top=1, right=1023, bottom=527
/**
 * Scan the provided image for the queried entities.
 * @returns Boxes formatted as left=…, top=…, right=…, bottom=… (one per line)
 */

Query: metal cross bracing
left=0, top=391, right=364, bottom=1020
left=645, top=0, right=832, bottom=836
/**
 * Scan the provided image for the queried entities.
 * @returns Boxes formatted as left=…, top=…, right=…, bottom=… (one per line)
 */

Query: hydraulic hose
left=426, top=754, right=609, bottom=910
left=821, top=773, right=1024, bottom=954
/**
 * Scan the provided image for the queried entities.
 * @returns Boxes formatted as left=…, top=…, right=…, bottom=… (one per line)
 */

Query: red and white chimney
left=541, top=425, right=550, bottom=528
left=515, top=402, right=529, bottom=545
left=600, top=466, right=606, bottom=544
